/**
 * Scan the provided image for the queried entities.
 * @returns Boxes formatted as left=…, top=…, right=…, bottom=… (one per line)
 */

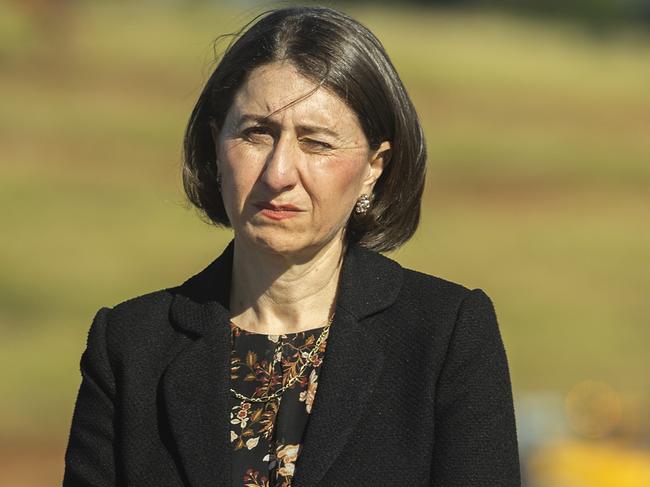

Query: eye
left=300, top=138, right=333, bottom=151
left=241, top=126, right=274, bottom=142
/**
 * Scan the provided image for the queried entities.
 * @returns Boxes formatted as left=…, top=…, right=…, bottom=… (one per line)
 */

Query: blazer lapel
left=161, top=324, right=232, bottom=486
left=290, top=309, right=386, bottom=487
left=162, top=240, right=235, bottom=487
left=161, top=238, right=404, bottom=487
left=291, top=240, right=403, bottom=487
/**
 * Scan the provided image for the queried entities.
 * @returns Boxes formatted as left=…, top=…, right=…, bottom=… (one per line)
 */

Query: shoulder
left=381, top=258, right=499, bottom=344
left=400, top=265, right=471, bottom=298
left=355, top=245, right=490, bottom=318
left=393, top=259, right=474, bottom=312
left=107, top=287, right=176, bottom=324
left=88, top=239, right=231, bottom=352
left=398, top=265, right=498, bottom=319
left=93, top=285, right=183, bottom=355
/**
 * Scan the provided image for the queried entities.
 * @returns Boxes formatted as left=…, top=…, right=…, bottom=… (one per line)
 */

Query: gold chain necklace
left=230, top=316, right=333, bottom=403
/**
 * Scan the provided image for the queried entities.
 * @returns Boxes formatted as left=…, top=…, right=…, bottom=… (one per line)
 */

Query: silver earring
left=354, top=194, right=371, bottom=215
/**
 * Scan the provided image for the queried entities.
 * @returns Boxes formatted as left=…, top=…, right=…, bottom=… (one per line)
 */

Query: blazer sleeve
left=63, top=306, right=117, bottom=487
left=430, top=288, right=521, bottom=486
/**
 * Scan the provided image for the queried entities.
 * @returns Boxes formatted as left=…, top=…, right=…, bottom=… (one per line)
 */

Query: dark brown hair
left=182, top=5, right=426, bottom=253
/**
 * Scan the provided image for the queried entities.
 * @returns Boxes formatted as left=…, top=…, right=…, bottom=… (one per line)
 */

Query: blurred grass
left=0, top=0, right=649, bottom=452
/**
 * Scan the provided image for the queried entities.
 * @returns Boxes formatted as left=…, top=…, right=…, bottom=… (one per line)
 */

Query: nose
left=260, top=134, right=300, bottom=192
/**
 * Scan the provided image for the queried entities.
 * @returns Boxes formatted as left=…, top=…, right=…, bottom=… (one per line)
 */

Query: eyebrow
left=236, top=114, right=341, bottom=139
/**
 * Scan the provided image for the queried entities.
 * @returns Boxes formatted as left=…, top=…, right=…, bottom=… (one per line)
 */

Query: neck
left=228, top=235, right=346, bottom=335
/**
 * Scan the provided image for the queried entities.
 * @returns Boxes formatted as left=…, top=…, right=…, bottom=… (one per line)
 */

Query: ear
left=361, top=140, right=391, bottom=195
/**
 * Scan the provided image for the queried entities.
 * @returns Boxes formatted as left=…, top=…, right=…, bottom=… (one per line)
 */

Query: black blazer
left=64, top=239, right=521, bottom=486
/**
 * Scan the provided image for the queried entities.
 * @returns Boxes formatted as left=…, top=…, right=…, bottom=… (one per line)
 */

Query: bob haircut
left=182, top=5, right=426, bottom=253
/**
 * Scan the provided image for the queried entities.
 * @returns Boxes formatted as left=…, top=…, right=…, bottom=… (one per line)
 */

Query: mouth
left=253, top=202, right=303, bottom=220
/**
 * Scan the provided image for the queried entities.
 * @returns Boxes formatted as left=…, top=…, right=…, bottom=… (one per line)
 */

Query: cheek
left=311, top=156, right=366, bottom=210
left=221, top=143, right=262, bottom=197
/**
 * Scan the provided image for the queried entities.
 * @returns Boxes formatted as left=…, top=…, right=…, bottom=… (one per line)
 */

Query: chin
left=242, top=229, right=309, bottom=256
left=237, top=223, right=342, bottom=259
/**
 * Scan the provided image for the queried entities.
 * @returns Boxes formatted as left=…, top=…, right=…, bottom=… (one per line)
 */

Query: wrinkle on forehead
left=227, top=62, right=367, bottom=147
left=236, top=61, right=323, bottom=116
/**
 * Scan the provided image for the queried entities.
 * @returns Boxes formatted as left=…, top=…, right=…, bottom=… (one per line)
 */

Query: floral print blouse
left=229, top=320, right=329, bottom=487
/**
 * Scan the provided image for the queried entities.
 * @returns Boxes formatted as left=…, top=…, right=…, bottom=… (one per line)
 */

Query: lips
left=254, top=202, right=302, bottom=212
left=253, top=201, right=304, bottom=221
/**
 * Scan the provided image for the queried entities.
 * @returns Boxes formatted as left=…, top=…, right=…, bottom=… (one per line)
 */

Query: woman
left=64, top=6, right=520, bottom=487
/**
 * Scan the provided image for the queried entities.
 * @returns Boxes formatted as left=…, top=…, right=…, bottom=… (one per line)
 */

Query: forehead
left=229, top=61, right=361, bottom=130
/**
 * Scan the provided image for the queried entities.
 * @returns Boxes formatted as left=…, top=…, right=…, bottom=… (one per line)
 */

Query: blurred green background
left=1, top=0, right=649, bottom=485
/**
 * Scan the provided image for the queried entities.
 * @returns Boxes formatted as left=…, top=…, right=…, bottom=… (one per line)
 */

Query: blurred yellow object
left=565, top=380, right=622, bottom=439
left=529, top=439, right=650, bottom=487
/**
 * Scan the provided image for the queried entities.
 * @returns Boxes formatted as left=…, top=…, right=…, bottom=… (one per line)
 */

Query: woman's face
left=213, top=61, right=388, bottom=256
